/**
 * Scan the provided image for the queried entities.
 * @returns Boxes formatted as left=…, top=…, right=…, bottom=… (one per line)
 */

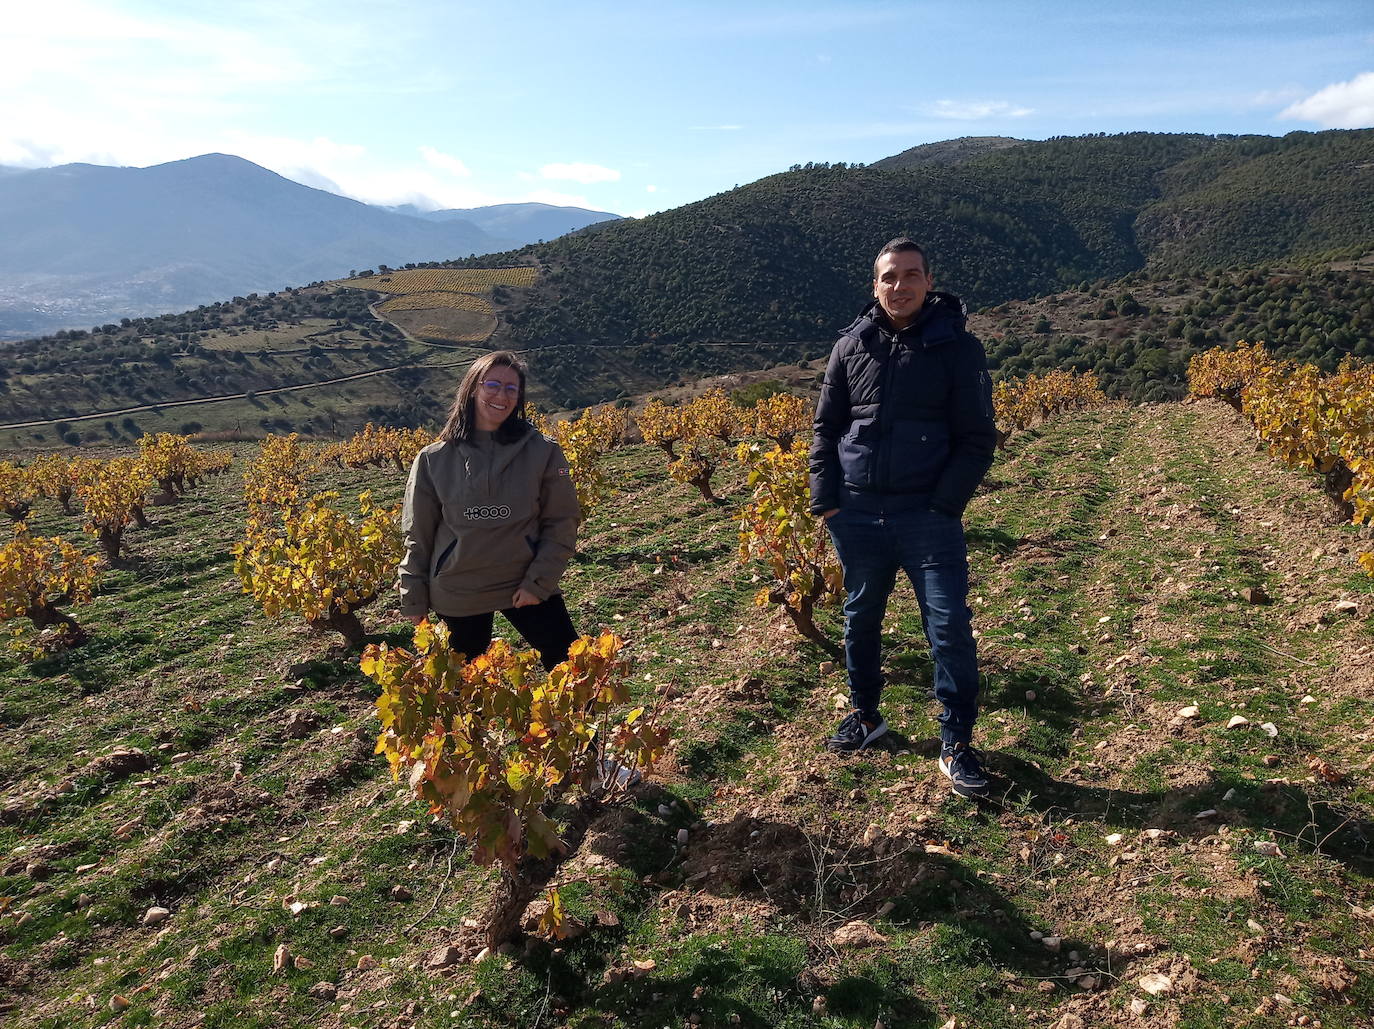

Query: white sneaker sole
left=861, top=723, right=889, bottom=748
left=827, top=721, right=888, bottom=752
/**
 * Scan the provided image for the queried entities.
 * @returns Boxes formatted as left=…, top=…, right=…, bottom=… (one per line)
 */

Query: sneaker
left=598, top=754, right=641, bottom=789
left=826, top=710, right=888, bottom=752
left=938, top=742, right=990, bottom=798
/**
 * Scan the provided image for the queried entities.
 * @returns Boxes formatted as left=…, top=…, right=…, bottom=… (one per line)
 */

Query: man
left=809, top=238, right=997, bottom=798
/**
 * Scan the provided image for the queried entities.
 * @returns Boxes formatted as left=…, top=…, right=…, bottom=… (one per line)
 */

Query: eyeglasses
left=478, top=380, right=520, bottom=397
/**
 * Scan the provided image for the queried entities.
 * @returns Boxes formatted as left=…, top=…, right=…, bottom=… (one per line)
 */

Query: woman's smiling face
left=473, top=364, right=521, bottom=432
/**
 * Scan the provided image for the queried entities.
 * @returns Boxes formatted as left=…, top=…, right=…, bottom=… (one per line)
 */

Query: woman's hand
left=511, top=587, right=540, bottom=608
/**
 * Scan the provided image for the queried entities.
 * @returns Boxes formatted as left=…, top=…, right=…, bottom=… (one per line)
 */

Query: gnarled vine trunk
left=1321, top=459, right=1355, bottom=522
left=309, top=593, right=378, bottom=648
left=476, top=796, right=600, bottom=950
left=687, top=467, right=718, bottom=503
left=28, top=602, right=87, bottom=647
left=98, top=526, right=124, bottom=562
left=770, top=583, right=841, bottom=659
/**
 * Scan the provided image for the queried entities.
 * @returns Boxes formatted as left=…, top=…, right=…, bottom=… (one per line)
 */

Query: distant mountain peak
left=181, top=152, right=250, bottom=163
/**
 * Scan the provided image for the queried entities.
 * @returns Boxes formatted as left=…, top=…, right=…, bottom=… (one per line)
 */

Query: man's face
left=872, top=249, right=932, bottom=330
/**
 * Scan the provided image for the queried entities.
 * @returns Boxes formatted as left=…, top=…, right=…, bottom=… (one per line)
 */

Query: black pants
left=441, top=594, right=579, bottom=672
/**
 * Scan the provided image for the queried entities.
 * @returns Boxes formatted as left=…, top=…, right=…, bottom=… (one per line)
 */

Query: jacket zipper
left=876, top=331, right=899, bottom=494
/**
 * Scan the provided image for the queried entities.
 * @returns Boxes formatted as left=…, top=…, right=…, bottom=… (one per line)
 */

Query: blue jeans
left=826, top=505, right=980, bottom=745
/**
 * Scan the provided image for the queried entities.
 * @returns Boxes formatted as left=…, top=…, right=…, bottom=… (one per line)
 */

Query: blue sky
left=3, top=1, right=1372, bottom=217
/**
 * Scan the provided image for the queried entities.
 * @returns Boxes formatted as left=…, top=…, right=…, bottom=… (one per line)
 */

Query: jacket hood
left=840, top=291, right=968, bottom=347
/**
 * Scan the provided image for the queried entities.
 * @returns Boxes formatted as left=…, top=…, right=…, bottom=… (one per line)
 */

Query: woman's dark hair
left=438, top=350, right=532, bottom=444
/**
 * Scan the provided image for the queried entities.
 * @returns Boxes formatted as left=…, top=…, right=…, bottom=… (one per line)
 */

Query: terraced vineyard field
left=337, top=268, right=537, bottom=294
left=337, top=267, right=537, bottom=346
left=376, top=293, right=494, bottom=316
left=1, top=400, right=1371, bottom=1029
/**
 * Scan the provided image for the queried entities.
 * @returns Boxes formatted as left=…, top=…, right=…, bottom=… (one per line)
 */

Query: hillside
left=0, top=285, right=487, bottom=450
left=5, top=248, right=1374, bottom=452
left=1, top=257, right=1371, bottom=451
left=466, top=130, right=1374, bottom=352
left=968, top=259, right=1374, bottom=401
left=1, top=400, right=1371, bottom=1028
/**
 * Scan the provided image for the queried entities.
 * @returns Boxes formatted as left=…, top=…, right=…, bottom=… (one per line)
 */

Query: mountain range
left=0, top=155, right=618, bottom=339
left=383, top=202, right=619, bottom=242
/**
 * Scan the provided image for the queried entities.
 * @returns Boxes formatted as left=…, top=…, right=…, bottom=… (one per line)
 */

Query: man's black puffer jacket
left=809, top=292, right=997, bottom=517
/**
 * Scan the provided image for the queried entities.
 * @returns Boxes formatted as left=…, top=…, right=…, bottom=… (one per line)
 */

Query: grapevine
left=748, top=392, right=812, bottom=450
left=378, top=291, right=494, bottom=315
left=233, top=490, right=402, bottom=646
left=77, top=458, right=153, bottom=561
left=532, top=405, right=627, bottom=517
left=0, top=529, right=103, bottom=649
left=638, top=391, right=742, bottom=503
left=137, top=432, right=200, bottom=501
left=336, top=423, right=433, bottom=472
left=1189, top=343, right=1374, bottom=576
left=364, top=624, right=668, bottom=946
left=636, top=399, right=684, bottom=459
left=243, top=433, right=320, bottom=519
left=0, top=462, right=35, bottom=523
left=992, top=370, right=1108, bottom=447
left=339, top=267, right=537, bottom=294
left=687, top=388, right=739, bottom=445
left=736, top=440, right=843, bottom=656
left=25, top=454, right=77, bottom=515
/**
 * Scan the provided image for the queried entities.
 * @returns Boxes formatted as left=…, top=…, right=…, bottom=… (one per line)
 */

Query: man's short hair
left=873, top=237, right=929, bottom=278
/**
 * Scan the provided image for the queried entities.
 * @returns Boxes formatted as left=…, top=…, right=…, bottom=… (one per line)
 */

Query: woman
left=399, top=350, right=581, bottom=670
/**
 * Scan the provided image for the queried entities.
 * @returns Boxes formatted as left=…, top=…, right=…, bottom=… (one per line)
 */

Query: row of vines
left=0, top=434, right=233, bottom=647
left=1188, top=341, right=1374, bottom=576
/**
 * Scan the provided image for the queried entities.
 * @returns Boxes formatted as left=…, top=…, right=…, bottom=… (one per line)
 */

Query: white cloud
left=522, top=188, right=595, bottom=208
left=2, top=1, right=318, bottom=98
left=1279, top=72, right=1374, bottom=129
left=0, top=0, right=374, bottom=173
left=1247, top=87, right=1307, bottom=109
left=926, top=100, right=1034, bottom=120
left=646, top=184, right=658, bottom=193
left=231, top=133, right=366, bottom=170
left=539, top=162, right=621, bottom=184
left=420, top=146, right=472, bottom=177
